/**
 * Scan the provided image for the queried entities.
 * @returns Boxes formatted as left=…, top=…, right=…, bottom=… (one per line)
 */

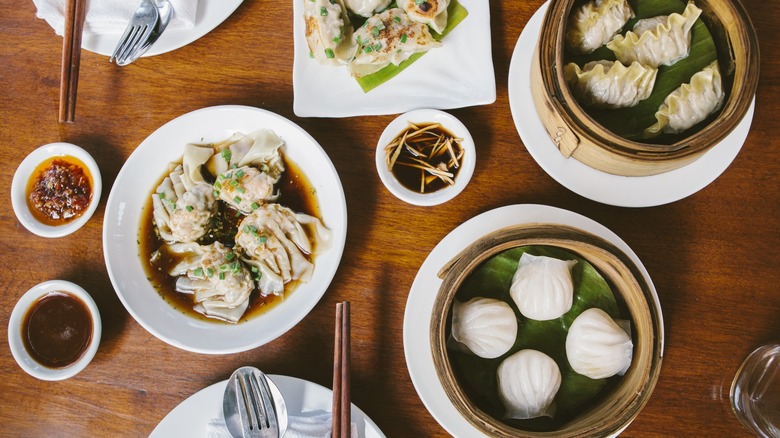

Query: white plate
left=149, top=374, right=386, bottom=437
left=103, top=105, right=347, bottom=354
left=79, top=0, right=243, bottom=58
left=402, top=204, right=664, bottom=437
left=507, top=2, right=755, bottom=208
left=292, top=0, right=496, bottom=118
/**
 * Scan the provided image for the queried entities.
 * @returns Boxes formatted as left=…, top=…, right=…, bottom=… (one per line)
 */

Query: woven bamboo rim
left=530, top=0, right=760, bottom=176
left=430, top=224, right=663, bottom=437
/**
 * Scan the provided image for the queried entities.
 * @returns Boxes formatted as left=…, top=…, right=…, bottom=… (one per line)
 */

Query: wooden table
left=1, top=0, right=777, bottom=436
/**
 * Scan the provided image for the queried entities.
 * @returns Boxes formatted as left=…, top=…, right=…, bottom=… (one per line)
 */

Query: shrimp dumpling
left=566, top=308, right=633, bottom=379
left=510, top=253, right=577, bottom=321
left=607, top=2, right=702, bottom=68
left=450, top=297, right=518, bottom=359
left=645, top=60, right=724, bottom=136
left=565, top=60, right=658, bottom=108
left=152, top=164, right=217, bottom=243
left=398, top=0, right=451, bottom=34
left=304, top=0, right=357, bottom=65
left=497, top=350, right=562, bottom=419
left=565, top=0, right=634, bottom=54
left=349, top=8, right=442, bottom=78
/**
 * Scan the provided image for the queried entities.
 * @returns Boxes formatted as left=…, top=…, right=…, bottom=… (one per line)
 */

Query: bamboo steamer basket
left=430, top=224, right=663, bottom=437
left=530, top=0, right=760, bottom=176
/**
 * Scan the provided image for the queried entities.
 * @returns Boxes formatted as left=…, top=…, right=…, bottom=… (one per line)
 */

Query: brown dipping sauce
left=22, top=292, right=93, bottom=368
left=26, top=155, right=93, bottom=225
left=385, top=123, right=464, bottom=193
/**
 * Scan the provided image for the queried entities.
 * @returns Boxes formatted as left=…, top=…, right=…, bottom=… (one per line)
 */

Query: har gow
left=565, top=60, right=658, bottom=109
left=645, top=60, right=724, bottom=136
left=450, top=297, right=518, bottom=359
left=607, top=2, right=702, bottom=68
left=509, top=253, right=577, bottom=321
left=565, top=0, right=634, bottom=54
left=566, top=308, right=633, bottom=379
left=497, top=349, right=562, bottom=420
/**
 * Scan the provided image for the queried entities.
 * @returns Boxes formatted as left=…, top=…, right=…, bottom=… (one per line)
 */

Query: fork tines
left=236, top=369, right=278, bottom=436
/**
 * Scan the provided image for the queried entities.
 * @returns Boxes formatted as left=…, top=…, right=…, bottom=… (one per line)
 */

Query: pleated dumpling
left=344, top=0, right=392, bottom=18
left=565, top=0, right=634, bottom=54
left=497, top=350, right=562, bottom=419
left=510, top=253, right=577, bottom=321
left=349, top=8, right=442, bottom=78
left=450, top=297, right=518, bottom=359
left=645, top=60, right=724, bottom=136
left=607, top=2, right=702, bottom=68
left=304, top=0, right=357, bottom=65
left=566, top=308, right=633, bottom=379
left=398, top=0, right=451, bottom=34
left=565, top=60, right=658, bottom=108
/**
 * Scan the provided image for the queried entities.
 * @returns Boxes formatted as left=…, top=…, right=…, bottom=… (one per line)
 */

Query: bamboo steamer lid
left=430, top=224, right=663, bottom=437
left=530, top=0, right=759, bottom=176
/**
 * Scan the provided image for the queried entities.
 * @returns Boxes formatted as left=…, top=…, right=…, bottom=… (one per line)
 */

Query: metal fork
left=109, top=0, right=159, bottom=66
left=235, top=368, right=279, bottom=438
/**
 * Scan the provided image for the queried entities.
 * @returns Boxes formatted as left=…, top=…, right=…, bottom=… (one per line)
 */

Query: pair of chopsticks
left=332, top=301, right=351, bottom=438
left=59, top=0, right=87, bottom=123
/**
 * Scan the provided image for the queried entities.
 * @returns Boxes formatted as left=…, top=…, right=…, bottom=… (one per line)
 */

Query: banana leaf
left=567, top=0, right=719, bottom=143
left=449, top=245, right=629, bottom=431
left=355, top=1, right=469, bottom=92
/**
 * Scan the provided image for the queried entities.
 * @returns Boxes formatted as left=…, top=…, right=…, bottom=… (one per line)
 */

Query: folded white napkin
left=207, top=413, right=358, bottom=438
left=32, top=0, right=198, bottom=36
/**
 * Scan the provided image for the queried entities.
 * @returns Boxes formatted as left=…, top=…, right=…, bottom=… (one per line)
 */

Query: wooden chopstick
left=58, top=0, right=87, bottom=123
left=332, top=301, right=351, bottom=438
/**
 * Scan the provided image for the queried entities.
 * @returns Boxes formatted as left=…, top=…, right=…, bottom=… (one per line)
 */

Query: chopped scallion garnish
left=324, top=48, right=335, bottom=59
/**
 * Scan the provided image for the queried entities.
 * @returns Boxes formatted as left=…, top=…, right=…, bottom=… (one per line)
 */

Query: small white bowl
left=8, top=280, right=102, bottom=381
left=11, top=143, right=102, bottom=238
left=376, top=109, right=476, bottom=206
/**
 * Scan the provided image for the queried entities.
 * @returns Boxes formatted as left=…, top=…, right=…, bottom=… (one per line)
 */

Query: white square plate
left=292, top=0, right=496, bottom=118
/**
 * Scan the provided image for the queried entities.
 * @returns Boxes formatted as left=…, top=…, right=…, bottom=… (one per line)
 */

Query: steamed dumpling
left=566, top=308, right=633, bottom=379
left=645, top=60, right=724, bottom=136
left=497, top=349, right=562, bottom=419
left=565, top=60, right=657, bottom=108
left=344, top=0, right=392, bottom=17
left=349, top=8, right=442, bottom=78
left=398, top=0, right=451, bottom=34
left=304, top=0, right=357, bottom=65
left=607, top=2, right=702, bottom=68
left=510, top=253, right=577, bottom=321
left=450, top=297, right=518, bottom=359
left=565, top=0, right=634, bottom=54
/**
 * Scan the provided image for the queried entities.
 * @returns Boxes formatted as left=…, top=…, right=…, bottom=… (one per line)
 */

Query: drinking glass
left=731, top=344, right=780, bottom=437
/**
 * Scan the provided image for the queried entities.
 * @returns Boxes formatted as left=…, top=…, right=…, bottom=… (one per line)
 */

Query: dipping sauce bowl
left=8, top=280, right=101, bottom=381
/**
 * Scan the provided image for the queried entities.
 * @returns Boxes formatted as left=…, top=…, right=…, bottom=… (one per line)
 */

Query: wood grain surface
left=0, top=0, right=778, bottom=436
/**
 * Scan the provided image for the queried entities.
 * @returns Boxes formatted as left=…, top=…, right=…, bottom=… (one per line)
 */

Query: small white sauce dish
left=376, top=109, right=476, bottom=206
left=11, top=142, right=102, bottom=238
left=8, top=280, right=102, bottom=381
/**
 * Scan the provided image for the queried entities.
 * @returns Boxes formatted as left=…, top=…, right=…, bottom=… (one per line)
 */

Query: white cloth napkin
left=32, top=0, right=198, bottom=36
left=207, top=413, right=358, bottom=438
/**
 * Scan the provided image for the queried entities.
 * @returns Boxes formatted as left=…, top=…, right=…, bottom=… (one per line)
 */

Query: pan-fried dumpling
left=349, top=8, right=442, bottom=78
left=497, top=349, right=562, bottom=419
left=510, top=253, right=577, bottom=321
left=607, top=2, right=702, bottom=68
left=565, top=60, right=658, bottom=108
left=344, top=0, right=392, bottom=18
left=304, top=0, right=357, bottom=65
left=398, top=0, right=451, bottom=34
left=565, top=0, right=634, bottom=54
left=450, top=297, right=518, bottom=359
left=645, top=60, right=724, bottom=136
left=566, top=308, right=633, bottom=379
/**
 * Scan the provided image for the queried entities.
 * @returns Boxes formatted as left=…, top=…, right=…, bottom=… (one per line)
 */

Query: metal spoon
left=223, top=367, right=288, bottom=438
